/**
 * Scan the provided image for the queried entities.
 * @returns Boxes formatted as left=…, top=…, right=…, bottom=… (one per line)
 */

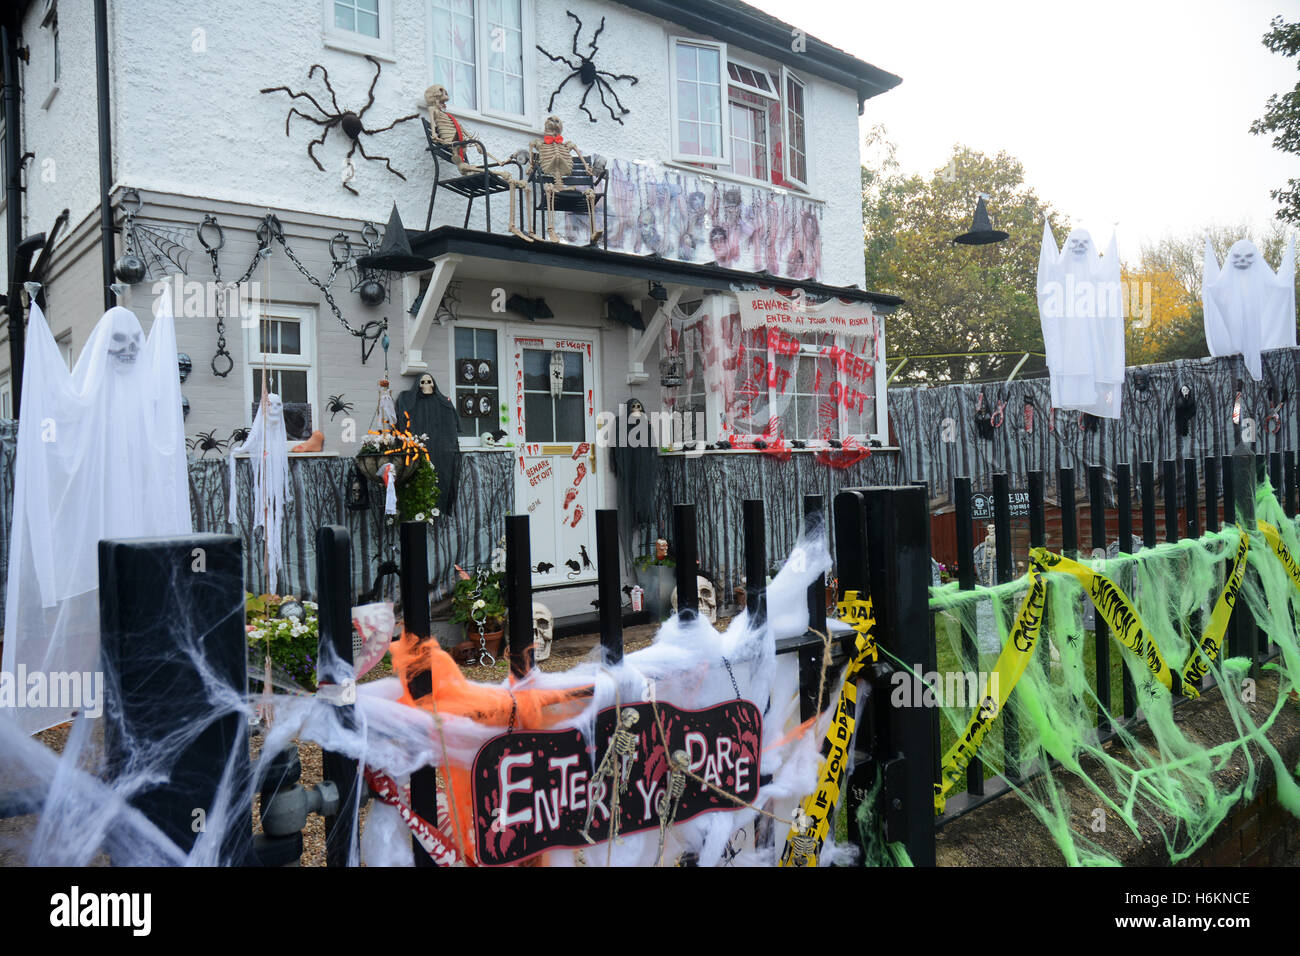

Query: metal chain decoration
left=470, top=567, right=494, bottom=667
left=536, top=11, right=638, bottom=124
left=197, top=214, right=269, bottom=377
left=115, top=189, right=194, bottom=283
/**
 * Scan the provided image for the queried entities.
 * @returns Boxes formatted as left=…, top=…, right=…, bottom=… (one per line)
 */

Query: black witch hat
left=954, top=195, right=1009, bottom=245
left=356, top=204, right=433, bottom=273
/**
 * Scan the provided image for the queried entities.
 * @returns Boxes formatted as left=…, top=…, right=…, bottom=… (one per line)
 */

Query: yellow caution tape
left=1260, top=521, right=1300, bottom=593
left=1181, top=529, right=1249, bottom=695
left=779, top=592, right=875, bottom=867
left=934, top=564, right=1047, bottom=814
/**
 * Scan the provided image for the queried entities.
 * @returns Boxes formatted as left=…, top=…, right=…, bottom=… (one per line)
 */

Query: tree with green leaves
left=862, top=128, right=1070, bottom=384
left=1250, top=15, right=1300, bottom=225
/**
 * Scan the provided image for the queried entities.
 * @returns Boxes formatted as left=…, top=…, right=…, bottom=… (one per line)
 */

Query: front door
left=512, top=334, right=598, bottom=587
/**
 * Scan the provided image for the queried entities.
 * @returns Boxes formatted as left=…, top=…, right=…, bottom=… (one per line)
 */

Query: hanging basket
left=354, top=451, right=421, bottom=486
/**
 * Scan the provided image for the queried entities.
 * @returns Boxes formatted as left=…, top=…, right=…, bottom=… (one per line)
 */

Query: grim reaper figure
left=1203, top=236, right=1296, bottom=381
left=2, top=294, right=190, bottom=733
left=1036, top=223, right=1123, bottom=418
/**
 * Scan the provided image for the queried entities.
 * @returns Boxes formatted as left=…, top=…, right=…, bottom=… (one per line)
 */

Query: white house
left=0, top=0, right=902, bottom=613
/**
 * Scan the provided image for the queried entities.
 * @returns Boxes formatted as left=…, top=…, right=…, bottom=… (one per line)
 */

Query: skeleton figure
left=529, top=115, right=604, bottom=245
left=981, top=523, right=996, bottom=586
left=532, top=602, right=554, bottom=662
left=671, top=575, right=718, bottom=623
left=654, top=750, right=690, bottom=866
left=788, top=806, right=817, bottom=866
left=582, top=707, right=640, bottom=844
left=419, top=372, right=435, bottom=395
left=423, top=84, right=531, bottom=242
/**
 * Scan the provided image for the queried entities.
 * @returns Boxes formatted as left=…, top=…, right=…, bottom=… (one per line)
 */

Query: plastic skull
left=671, top=575, right=718, bottom=623
left=419, top=373, right=435, bottom=395
left=532, top=602, right=554, bottom=662
left=107, top=308, right=144, bottom=371
left=264, top=393, right=284, bottom=426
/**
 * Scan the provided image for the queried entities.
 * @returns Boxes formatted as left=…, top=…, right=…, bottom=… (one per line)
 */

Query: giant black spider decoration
left=536, top=12, right=638, bottom=124
left=327, top=394, right=354, bottom=420
left=260, top=56, right=419, bottom=195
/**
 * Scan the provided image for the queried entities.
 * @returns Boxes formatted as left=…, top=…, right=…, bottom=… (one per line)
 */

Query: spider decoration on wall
left=229, top=426, right=251, bottom=447
left=536, top=11, right=638, bottom=124
left=260, top=56, right=420, bottom=195
left=327, top=394, right=354, bottom=420
left=187, top=430, right=229, bottom=458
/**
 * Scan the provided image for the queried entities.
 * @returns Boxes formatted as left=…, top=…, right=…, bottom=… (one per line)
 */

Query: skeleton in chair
left=423, top=84, right=532, bottom=242
left=529, top=115, right=604, bottom=245
left=582, top=706, right=639, bottom=844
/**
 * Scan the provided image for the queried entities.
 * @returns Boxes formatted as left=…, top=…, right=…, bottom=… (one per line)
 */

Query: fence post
left=1141, top=462, right=1157, bottom=548
left=1270, top=451, right=1283, bottom=498
left=1059, top=467, right=1078, bottom=558
left=505, top=514, right=533, bottom=679
left=674, top=503, right=699, bottom=616
left=400, top=520, right=439, bottom=868
left=992, top=473, right=1019, bottom=779
left=743, top=499, right=766, bottom=626
left=316, top=525, right=360, bottom=868
left=1205, top=457, right=1220, bottom=533
left=861, top=485, right=936, bottom=866
left=596, top=509, right=624, bottom=665
left=1230, top=445, right=1256, bottom=665
left=1286, top=450, right=1298, bottom=518
left=1087, top=466, right=1111, bottom=733
left=1162, top=459, right=1179, bottom=544
left=804, top=495, right=827, bottom=637
left=954, top=476, right=983, bottom=797
left=99, top=533, right=254, bottom=864
left=1116, top=463, right=1137, bottom=719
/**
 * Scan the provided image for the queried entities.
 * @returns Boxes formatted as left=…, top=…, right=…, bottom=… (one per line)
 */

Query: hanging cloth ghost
left=228, top=393, right=292, bottom=595
left=1203, top=237, right=1296, bottom=381
left=2, top=295, right=190, bottom=733
left=1036, top=223, right=1124, bottom=418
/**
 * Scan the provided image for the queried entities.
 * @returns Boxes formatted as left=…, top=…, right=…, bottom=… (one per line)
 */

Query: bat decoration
left=536, top=11, right=638, bottom=124
left=506, top=294, right=554, bottom=321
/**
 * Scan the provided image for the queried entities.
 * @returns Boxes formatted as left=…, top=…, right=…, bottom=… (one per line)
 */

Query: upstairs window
left=323, top=0, right=393, bottom=56
left=431, top=0, right=531, bottom=121
left=670, top=38, right=728, bottom=164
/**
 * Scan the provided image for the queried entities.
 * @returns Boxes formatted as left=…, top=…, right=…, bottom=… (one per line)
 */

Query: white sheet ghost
left=1037, top=223, right=1124, bottom=418
left=1203, top=237, right=1296, bottom=381
left=228, top=392, right=292, bottom=596
left=2, top=294, right=190, bottom=733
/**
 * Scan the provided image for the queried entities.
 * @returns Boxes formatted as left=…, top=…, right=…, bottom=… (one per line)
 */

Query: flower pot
left=454, top=627, right=504, bottom=663
left=635, top=564, right=676, bottom=620
left=355, top=452, right=420, bottom=486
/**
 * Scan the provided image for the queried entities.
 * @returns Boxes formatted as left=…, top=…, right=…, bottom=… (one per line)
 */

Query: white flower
left=431, top=508, right=440, bottom=517
left=415, top=512, right=426, bottom=521
left=473, top=598, right=487, bottom=610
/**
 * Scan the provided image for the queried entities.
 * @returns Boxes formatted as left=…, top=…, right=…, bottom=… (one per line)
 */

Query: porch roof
left=408, top=225, right=904, bottom=311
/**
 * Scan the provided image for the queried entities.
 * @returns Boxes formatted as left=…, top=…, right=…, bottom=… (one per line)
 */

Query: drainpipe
left=3, top=11, right=25, bottom=414
left=94, top=0, right=114, bottom=311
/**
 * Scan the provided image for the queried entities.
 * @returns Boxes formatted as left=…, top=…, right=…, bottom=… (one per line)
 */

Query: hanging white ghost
left=2, top=293, right=191, bottom=733
left=1203, top=236, right=1296, bottom=381
left=1036, top=222, right=1124, bottom=418
left=228, top=392, right=293, bottom=595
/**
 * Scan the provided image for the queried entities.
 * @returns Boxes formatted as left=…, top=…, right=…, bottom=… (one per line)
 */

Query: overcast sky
left=753, top=0, right=1300, bottom=260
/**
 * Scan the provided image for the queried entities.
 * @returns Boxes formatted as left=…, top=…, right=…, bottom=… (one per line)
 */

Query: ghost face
left=263, top=393, right=284, bottom=426
left=107, top=310, right=144, bottom=372
left=1067, top=233, right=1093, bottom=259
left=1229, top=240, right=1260, bottom=272
left=419, top=373, right=434, bottom=396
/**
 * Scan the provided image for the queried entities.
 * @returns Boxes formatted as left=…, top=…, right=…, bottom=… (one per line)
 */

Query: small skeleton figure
left=981, top=523, right=997, bottom=586
left=582, top=707, right=640, bottom=844
left=529, top=115, right=604, bottom=245
left=423, top=84, right=531, bottom=242
left=788, top=806, right=817, bottom=866
left=654, top=750, right=690, bottom=866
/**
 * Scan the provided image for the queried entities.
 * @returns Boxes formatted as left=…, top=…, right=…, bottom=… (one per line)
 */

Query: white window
left=452, top=325, right=500, bottom=448
left=430, top=0, right=531, bottom=121
left=727, top=60, right=777, bottom=182
left=781, top=68, right=808, bottom=189
left=670, top=37, right=728, bottom=164
left=244, top=304, right=317, bottom=429
left=56, top=332, right=72, bottom=370
left=322, top=0, right=393, bottom=57
left=0, top=375, right=11, bottom=420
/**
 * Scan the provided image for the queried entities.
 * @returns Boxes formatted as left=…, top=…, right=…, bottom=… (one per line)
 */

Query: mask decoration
left=1203, top=236, right=1296, bottom=381
left=1036, top=222, right=1124, bottom=418
left=533, top=603, right=555, bottom=662
left=3, top=293, right=190, bottom=733
left=655, top=538, right=669, bottom=562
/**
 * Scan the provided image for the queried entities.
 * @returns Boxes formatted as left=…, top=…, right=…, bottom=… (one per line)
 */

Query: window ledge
left=322, top=34, right=395, bottom=61
left=416, top=103, right=542, bottom=138
left=660, top=159, right=821, bottom=204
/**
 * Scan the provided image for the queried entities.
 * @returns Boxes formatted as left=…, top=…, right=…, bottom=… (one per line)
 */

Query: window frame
left=0, top=374, right=11, bottom=420
left=780, top=66, right=809, bottom=190
left=669, top=36, right=731, bottom=166
left=242, top=303, right=319, bottom=430
left=322, top=0, right=394, bottom=59
left=427, top=0, right=536, bottom=127
left=451, top=321, right=504, bottom=450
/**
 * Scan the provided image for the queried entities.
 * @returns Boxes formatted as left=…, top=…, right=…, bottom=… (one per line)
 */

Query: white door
left=512, top=334, right=599, bottom=587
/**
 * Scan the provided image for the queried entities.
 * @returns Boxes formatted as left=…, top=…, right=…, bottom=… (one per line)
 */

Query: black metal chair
left=421, top=117, right=524, bottom=232
left=528, top=151, right=609, bottom=249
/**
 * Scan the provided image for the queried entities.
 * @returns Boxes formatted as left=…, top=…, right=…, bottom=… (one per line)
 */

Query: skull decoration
left=419, top=373, right=435, bottom=396
left=264, top=393, right=284, bottom=425
left=627, top=398, right=646, bottom=422
left=107, top=310, right=144, bottom=370
left=1067, top=235, right=1092, bottom=257
left=532, top=601, right=554, bottom=662
left=671, top=575, right=718, bottom=623
left=1231, top=247, right=1256, bottom=271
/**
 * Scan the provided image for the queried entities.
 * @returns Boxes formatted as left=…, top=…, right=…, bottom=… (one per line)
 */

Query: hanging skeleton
left=529, top=115, right=604, bottom=245
left=787, top=806, right=817, bottom=866
left=582, top=707, right=639, bottom=845
left=423, top=84, right=532, bottom=242
left=653, top=750, right=690, bottom=866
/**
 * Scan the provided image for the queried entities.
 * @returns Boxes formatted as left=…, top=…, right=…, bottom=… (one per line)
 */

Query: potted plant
left=450, top=560, right=507, bottom=660
left=356, top=428, right=425, bottom=486
left=634, top=537, right=676, bottom=620
left=246, top=592, right=320, bottom=691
